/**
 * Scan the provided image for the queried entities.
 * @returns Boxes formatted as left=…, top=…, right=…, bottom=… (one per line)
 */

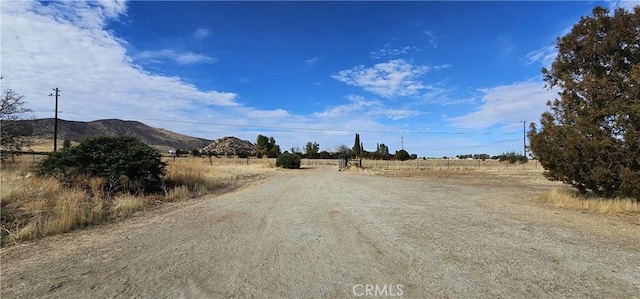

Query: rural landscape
left=2, top=1, right=640, bottom=298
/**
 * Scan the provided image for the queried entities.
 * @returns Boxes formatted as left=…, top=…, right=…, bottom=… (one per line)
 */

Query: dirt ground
left=1, top=166, right=639, bottom=298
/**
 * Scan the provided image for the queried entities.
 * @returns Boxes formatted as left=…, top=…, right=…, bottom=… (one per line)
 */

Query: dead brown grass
left=370, top=161, right=639, bottom=215
left=539, top=188, right=640, bottom=215
left=164, top=157, right=271, bottom=198
left=1, top=155, right=272, bottom=246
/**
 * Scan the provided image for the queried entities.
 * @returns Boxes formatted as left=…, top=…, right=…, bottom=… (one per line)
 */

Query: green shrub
left=38, top=136, right=166, bottom=194
left=276, top=152, right=301, bottom=169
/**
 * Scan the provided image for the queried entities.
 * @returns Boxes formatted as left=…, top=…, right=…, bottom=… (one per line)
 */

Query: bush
left=497, top=151, right=528, bottom=164
left=276, top=152, right=301, bottom=169
left=394, top=149, right=411, bottom=161
left=38, top=136, right=166, bottom=194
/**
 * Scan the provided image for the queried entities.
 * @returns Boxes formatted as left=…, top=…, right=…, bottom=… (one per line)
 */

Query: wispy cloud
left=423, top=31, right=437, bottom=48
left=332, top=59, right=431, bottom=98
left=606, top=0, right=640, bottom=11
left=314, top=95, right=419, bottom=120
left=194, top=27, right=211, bottom=39
left=525, top=44, right=557, bottom=67
left=446, top=79, right=558, bottom=129
left=304, top=57, right=319, bottom=68
left=370, top=43, right=416, bottom=59
left=137, top=49, right=216, bottom=65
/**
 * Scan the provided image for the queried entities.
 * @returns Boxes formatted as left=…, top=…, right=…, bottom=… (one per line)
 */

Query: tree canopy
left=528, top=6, right=640, bottom=199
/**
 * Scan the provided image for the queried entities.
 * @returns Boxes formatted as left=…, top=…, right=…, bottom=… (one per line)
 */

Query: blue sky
left=2, top=0, right=638, bottom=157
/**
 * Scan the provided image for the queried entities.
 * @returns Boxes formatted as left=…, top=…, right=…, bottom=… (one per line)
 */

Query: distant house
left=168, top=150, right=176, bottom=155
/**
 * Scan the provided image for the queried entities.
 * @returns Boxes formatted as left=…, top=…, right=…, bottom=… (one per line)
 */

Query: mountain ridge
left=26, top=118, right=213, bottom=153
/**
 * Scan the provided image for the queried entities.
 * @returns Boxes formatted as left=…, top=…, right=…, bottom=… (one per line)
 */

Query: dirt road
left=2, top=166, right=639, bottom=298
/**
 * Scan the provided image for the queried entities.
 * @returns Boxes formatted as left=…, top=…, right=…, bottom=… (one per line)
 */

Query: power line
left=54, top=110, right=522, bottom=136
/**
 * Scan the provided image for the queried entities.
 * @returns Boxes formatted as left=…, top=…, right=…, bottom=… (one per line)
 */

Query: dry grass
left=1, top=155, right=272, bottom=246
left=539, top=188, right=640, bottom=215
left=164, top=157, right=271, bottom=198
left=111, top=194, right=145, bottom=218
left=360, top=158, right=542, bottom=172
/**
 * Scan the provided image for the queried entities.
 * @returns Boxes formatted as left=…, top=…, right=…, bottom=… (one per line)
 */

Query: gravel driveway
left=1, top=166, right=639, bottom=298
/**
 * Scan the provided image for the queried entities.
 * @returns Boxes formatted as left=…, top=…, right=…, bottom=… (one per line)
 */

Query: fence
left=160, top=156, right=539, bottom=172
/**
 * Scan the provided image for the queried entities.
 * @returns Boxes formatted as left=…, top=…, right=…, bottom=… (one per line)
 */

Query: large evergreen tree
left=528, top=6, right=640, bottom=199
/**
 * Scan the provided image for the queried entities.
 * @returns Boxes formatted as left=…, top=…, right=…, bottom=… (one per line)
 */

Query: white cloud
left=332, top=59, right=431, bottom=98
left=1, top=0, right=238, bottom=124
left=423, top=31, right=437, bottom=48
left=446, top=79, right=558, bottom=129
left=137, top=49, right=216, bottom=65
left=606, top=0, right=639, bottom=11
left=370, top=43, right=415, bottom=59
left=314, top=95, right=418, bottom=120
left=194, top=27, right=210, bottom=39
left=525, top=44, right=557, bottom=67
left=304, top=57, right=319, bottom=68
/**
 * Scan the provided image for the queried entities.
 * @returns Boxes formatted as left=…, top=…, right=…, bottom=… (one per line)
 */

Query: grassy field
left=0, top=154, right=273, bottom=246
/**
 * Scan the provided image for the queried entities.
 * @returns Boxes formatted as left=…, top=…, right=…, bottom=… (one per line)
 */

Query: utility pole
left=49, top=88, right=60, bottom=152
left=400, top=136, right=404, bottom=150
left=521, top=120, right=527, bottom=157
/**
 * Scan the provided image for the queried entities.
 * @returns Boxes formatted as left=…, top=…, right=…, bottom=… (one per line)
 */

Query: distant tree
left=473, top=153, right=490, bottom=160
left=497, top=151, right=528, bottom=164
left=529, top=6, right=640, bottom=199
left=256, top=134, right=281, bottom=158
left=352, top=133, right=362, bottom=157
left=1, top=82, right=33, bottom=152
left=305, top=141, right=320, bottom=159
left=318, top=150, right=331, bottom=159
left=336, top=144, right=350, bottom=155
left=62, top=139, right=72, bottom=149
left=191, top=149, right=201, bottom=157
left=395, top=149, right=411, bottom=161
left=256, top=135, right=270, bottom=153
left=410, top=154, right=418, bottom=160
left=373, top=143, right=391, bottom=160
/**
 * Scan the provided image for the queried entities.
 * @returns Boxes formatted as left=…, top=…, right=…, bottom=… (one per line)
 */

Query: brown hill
left=26, top=118, right=213, bottom=153
left=201, top=136, right=257, bottom=157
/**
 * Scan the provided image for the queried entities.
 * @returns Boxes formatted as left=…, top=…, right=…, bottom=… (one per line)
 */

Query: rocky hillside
left=201, top=136, right=257, bottom=157
left=26, top=118, right=213, bottom=153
